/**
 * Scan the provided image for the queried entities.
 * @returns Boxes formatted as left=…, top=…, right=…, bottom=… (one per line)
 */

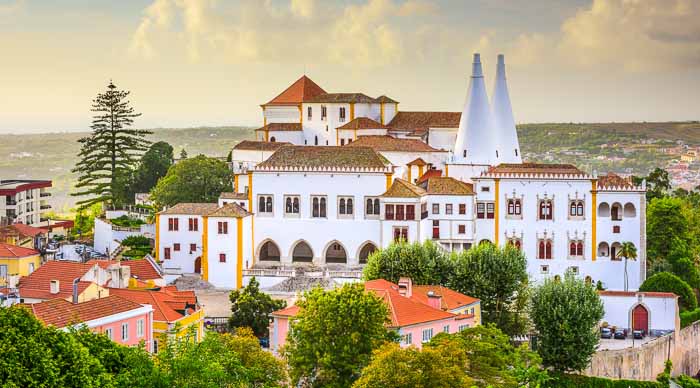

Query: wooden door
left=632, top=304, right=649, bottom=333
left=194, top=257, right=201, bottom=274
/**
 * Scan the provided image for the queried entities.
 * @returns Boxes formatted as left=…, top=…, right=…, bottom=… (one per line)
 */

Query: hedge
left=544, top=373, right=664, bottom=388
left=681, top=308, right=700, bottom=328
left=640, top=272, right=697, bottom=311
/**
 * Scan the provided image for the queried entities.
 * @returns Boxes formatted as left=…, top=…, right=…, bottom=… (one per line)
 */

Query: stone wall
left=586, top=321, right=700, bottom=381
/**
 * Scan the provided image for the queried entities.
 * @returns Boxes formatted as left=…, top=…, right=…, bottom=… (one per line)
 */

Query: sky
left=1, top=0, right=699, bottom=133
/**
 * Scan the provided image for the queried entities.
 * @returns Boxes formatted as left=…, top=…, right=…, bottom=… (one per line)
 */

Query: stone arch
left=611, top=202, right=623, bottom=221
left=624, top=202, right=636, bottom=218
left=290, top=240, right=314, bottom=263
left=598, top=202, right=610, bottom=218
left=357, top=241, right=379, bottom=264
left=630, top=303, right=650, bottom=333
left=324, top=240, right=348, bottom=264
left=257, top=239, right=281, bottom=261
left=597, top=242, right=610, bottom=258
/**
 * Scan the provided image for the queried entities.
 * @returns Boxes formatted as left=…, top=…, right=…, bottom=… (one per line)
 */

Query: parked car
left=600, top=328, right=612, bottom=339
left=633, top=330, right=644, bottom=339
left=614, top=330, right=627, bottom=339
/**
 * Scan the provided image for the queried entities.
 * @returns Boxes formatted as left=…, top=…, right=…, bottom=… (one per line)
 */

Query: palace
left=155, top=54, right=646, bottom=292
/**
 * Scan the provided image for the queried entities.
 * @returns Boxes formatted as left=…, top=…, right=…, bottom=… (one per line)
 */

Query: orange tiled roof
left=109, top=287, right=199, bottom=323
left=416, top=169, right=443, bottom=185
left=233, top=140, right=290, bottom=151
left=17, top=261, right=96, bottom=300
left=257, top=146, right=390, bottom=170
left=254, top=123, right=302, bottom=132
left=422, top=177, right=474, bottom=195
left=28, top=295, right=145, bottom=328
left=159, top=203, right=219, bottom=215
left=264, top=75, right=326, bottom=105
left=598, top=290, right=677, bottom=298
left=219, top=192, right=248, bottom=200
left=337, top=117, right=388, bottom=130
left=271, top=304, right=300, bottom=318
left=381, top=178, right=426, bottom=198
left=407, top=157, right=428, bottom=166
left=306, top=93, right=378, bottom=104
left=486, top=163, right=585, bottom=175
left=6, top=224, right=45, bottom=238
left=597, top=172, right=635, bottom=188
left=387, top=111, right=461, bottom=135
left=412, top=285, right=480, bottom=311
left=364, top=279, right=456, bottom=327
left=345, top=135, right=444, bottom=153
left=87, top=259, right=162, bottom=281
left=0, top=242, right=39, bottom=258
left=208, top=202, right=251, bottom=218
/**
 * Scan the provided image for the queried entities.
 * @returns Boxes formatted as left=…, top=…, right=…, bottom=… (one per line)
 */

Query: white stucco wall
left=158, top=214, right=205, bottom=274
left=601, top=293, right=678, bottom=335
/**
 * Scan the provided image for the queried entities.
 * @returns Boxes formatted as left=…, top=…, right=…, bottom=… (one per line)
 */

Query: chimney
left=72, top=278, right=80, bottom=304
left=50, top=280, right=60, bottom=294
left=426, top=290, right=443, bottom=310
left=491, top=54, right=522, bottom=164
left=398, top=277, right=412, bottom=298
left=454, top=53, right=495, bottom=165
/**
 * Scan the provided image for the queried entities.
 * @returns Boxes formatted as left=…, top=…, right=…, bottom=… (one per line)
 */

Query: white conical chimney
left=491, top=54, right=522, bottom=163
left=454, top=53, right=495, bottom=165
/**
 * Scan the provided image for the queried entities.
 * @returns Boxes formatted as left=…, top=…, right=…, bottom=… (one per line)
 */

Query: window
left=153, top=340, right=159, bottom=354
left=121, top=323, right=129, bottom=341
left=507, top=199, right=522, bottom=216
left=443, top=325, right=450, bottom=333
left=393, top=226, right=408, bottom=242
left=432, top=203, right=440, bottom=214
left=339, top=107, right=346, bottom=122
left=340, top=138, right=345, bottom=146
left=538, top=239, right=553, bottom=259
left=481, top=186, right=490, bottom=192
left=458, top=224, right=466, bottom=234
left=459, top=324, right=469, bottom=332
left=406, top=205, right=415, bottom=220
left=285, top=196, right=300, bottom=216
left=569, top=240, right=584, bottom=258
left=137, top=319, right=144, bottom=338
left=508, top=238, right=522, bottom=250
left=540, top=265, right=549, bottom=274
left=538, top=199, right=553, bottom=220
left=168, top=217, right=179, bottom=231
left=476, top=203, right=485, bottom=219
left=105, top=328, right=113, bottom=340
left=422, top=328, right=434, bottom=342
left=258, top=195, right=273, bottom=214
left=164, top=247, right=171, bottom=260
left=403, top=333, right=413, bottom=345
left=188, top=218, right=199, bottom=231
left=432, top=220, right=440, bottom=239
left=312, top=196, right=327, bottom=218
left=459, top=204, right=466, bottom=215
left=338, top=196, right=354, bottom=217
left=217, top=221, right=228, bottom=234
left=446, top=204, right=453, bottom=215
left=307, top=106, right=312, bottom=120
left=0, top=265, right=7, bottom=279
left=613, top=225, right=620, bottom=233
left=568, top=266, right=580, bottom=275
left=219, top=253, right=226, bottom=263
left=314, top=136, right=318, bottom=145
left=396, top=205, right=405, bottom=220
left=486, top=203, right=495, bottom=219
left=421, top=203, right=428, bottom=219
left=173, top=243, right=180, bottom=251
left=190, top=243, right=197, bottom=253
left=385, top=204, right=395, bottom=220
left=569, top=200, right=585, bottom=218
left=365, top=197, right=380, bottom=217
left=321, top=105, right=327, bottom=120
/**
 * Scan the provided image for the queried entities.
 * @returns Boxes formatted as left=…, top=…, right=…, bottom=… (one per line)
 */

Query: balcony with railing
left=40, top=192, right=51, bottom=198
left=40, top=204, right=51, bottom=210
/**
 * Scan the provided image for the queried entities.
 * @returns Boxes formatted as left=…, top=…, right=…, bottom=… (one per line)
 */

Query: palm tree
left=617, top=242, right=638, bottom=291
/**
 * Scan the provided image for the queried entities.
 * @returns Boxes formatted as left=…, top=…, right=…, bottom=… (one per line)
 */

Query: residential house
left=0, top=243, right=41, bottom=287
left=0, top=179, right=52, bottom=227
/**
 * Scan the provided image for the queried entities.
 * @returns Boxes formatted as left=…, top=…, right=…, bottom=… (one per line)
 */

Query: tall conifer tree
left=72, top=81, right=151, bottom=209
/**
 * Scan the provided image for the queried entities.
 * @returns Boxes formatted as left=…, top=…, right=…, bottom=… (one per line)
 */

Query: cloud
left=290, top=0, right=315, bottom=19
left=0, top=0, right=24, bottom=14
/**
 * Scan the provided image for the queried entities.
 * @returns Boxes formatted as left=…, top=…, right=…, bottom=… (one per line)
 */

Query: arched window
left=366, top=198, right=373, bottom=214
left=270, top=136, right=276, bottom=142
left=258, top=196, right=266, bottom=213
left=463, top=150, right=467, bottom=158
left=577, top=202, right=584, bottom=216
left=314, top=136, right=318, bottom=146
left=539, top=200, right=553, bottom=220
left=570, top=242, right=577, bottom=256
left=293, top=197, right=299, bottom=213
left=515, top=240, right=521, bottom=250
left=577, top=242, right=583, bottom=257
left=515, top=200, right=521, bottom=215
left=320, top=197, right=327, bottom=218
left=266, top=197, right=273, bottom=213
left=545, top=241, right=552, bottom=259
left=373, top=198, right=380, bottom=215
left=569, top=202, right=577, bottom=216
left=624, top=203, right=636, bottom=218
left=508, top=200, right=515, bottom=214
left=286, top=197, right=292, bottom=213
left=347, top=198, right=353, bottom=214
left=339, top=198, right=346, bottom=214
left=312, top=197, right=319, bottom=218
left=539, top=241, right=545, bottom=259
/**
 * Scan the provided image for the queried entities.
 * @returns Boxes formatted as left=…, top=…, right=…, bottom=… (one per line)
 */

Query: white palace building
left=155, top=54, right=646, bottom=292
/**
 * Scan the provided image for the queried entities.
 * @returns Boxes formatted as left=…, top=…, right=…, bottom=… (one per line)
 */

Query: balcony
left=5, top=200, right=17, bottom=206
left=40, top=204, right=51, bottom=210
left=40, top=192, right=51, bottom=197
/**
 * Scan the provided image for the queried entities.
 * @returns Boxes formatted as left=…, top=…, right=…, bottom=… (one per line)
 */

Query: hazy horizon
left=1, top=0, right=699, bottom=134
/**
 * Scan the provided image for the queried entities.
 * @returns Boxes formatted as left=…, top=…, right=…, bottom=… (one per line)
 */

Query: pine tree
left=180, top=148, right=188, bottom=159
left=72, top=81, right=151, bottom=209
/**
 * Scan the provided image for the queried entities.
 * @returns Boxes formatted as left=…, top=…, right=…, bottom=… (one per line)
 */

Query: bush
left=544, top=373, right=664, bottom=388
left=640, top=272, right=697, bottom=311
left=111, top=215, right=145, bottom=228
left=680, top=308, right=700, bottom=328
left=121, top=235, right=151, bottom=248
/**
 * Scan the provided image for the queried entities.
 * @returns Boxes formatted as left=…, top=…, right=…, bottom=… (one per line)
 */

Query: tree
left=640, top=272, right=697, bottom=311
left=353, top=341, right=473, bottom=388
left=363, top=240, right=453, bottom=285
left=72, top=81, right=151, bottom=209
left=647, top=197, right=692, bottom=273
left=284, top=283, right=394, bottom=388
left=150, top=155, right=233, bottom=208
left=616, top=242, right=638, bottom=291
left=530, top=274, right=604, bottom=372
left=180, top=148, right=188, bottom=159
left=633, top=167, right=671, bottom=201
left=449, top=243, right=530, bottom=337
left=668, top=238, right=700, bottom=289
left=133, top=141, right=174, bottom=194
left=228, top=277, right=286, bottom=338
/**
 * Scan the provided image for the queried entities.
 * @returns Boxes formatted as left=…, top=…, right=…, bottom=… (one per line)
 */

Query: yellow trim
left=233, top=174, right=239, bottom=193
left=418, top=165, right=424, bottom=177
left=591, top=180, right=597, bottom=262
left=494, top=179, right=500, bottom=245
left=202, top=216, right=209, bottom=281
left=354, top=128, right=357, bottom=141
left=385, top=173, right=393, bottom=190
left=350, top=103, right=355, bottom=121
left=407, top=166, right=412, bottom=183
left=155, top=214, right=160, bottom=261
left=299, top=104, right=302, bottom=124
left=265, top=130, right=269, bottom=142
left=445, top=164, right=449, bottom=177
left=248, top=173, right=253, bottom=209
left=237, top=218, right=243, bottom=288
left=380, top=103, right=385, bottom=125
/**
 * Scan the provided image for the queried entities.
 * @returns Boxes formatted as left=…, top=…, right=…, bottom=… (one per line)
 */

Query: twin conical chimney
left=491, top=54, right=522, bottom=163
left=454, top=53, right=496, bottom=165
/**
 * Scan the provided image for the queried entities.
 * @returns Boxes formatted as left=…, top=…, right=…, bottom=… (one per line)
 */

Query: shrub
left=121, top=235, right=151, bottom=248
left=544, top=373, right=664, bottom=388
left=111, top=215, right=145, bottom=228
left=680, top=308, right=700, bottom=328
left=640, top=272, right=697, bottom=311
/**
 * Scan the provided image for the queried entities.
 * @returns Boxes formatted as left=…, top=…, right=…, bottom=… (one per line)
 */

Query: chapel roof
left=256, top=146, right=390, bottom=171
left=336, top=117, right=388, bottom=130
left=263, top=75, right=327, bottom=106
left=233, top=140, right=291, bottom=151
left=344, top=135, right=444, bottom=153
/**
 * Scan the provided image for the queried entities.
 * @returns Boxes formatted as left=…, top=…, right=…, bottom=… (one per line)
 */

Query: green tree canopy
left=633, top=167, right=671, bottom=201
left=530, top=274, right=604, bottom=372
left=362, top=240, right=453, bottom=285
left=647, top=197, right=692, bottom=273
left=640, top=272, right=697, bottom=311
left=133, top=141, right=174, bottom=194
left=72, top=81, right=150, bottom=209
left=150, top=155, right=233, bottom=208
left=284, top=283, right=394, bottom=388
left=228, top=277, right=286, bottom=338
left=448, top=243, right=530, bottom=337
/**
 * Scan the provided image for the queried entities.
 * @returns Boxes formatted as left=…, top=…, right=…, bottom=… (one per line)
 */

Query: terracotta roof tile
left=109, top=287, right=199, bottom=323
left=306, top=93, right=377, bottom=104
left=416, top=169, right=442, bottom=185
left=597, top=172, right=634, bottom=188
left=407, top=157, right=428, bottom=167
left=337, top=117, right=388, bottom=130
left=257, top=146, right=390, bottom=170
left=412, top=285, right=480, bottom=311
left=271, top=304, right=299, bottom=317
left=375, top=95, right=398, bottom=104
left=28, top=295, right=145, bottom=328
left=4, top=224, right=45, bottom=238
left=0, top=242, right=39, bottom=258
left=219, top=192, right=248, bottom=200
left=254, top=123, right=302, bottom=132
left=422, top=177, right=474, bottom=195
left=208, top=203, right=251, bottom=218
left=486, top=163, right=585, bottom=175
left=364, top=279, right=456, bottom=327
left=159, top=203, right=219, bottom=216
left=264, top=75, right=326, bottom=105
left=233, top=140, right=290, bottom=151
left=18, top=261, right=97, bottom=299
left=345, top=135, right=444, bottom=153
left=387, top=111, right=461, bottom=135
left=86, top=259, right=162, bottom=281
left=381, top=178, right=426, bottom=198
left=598, top=290, right=677, bottom=298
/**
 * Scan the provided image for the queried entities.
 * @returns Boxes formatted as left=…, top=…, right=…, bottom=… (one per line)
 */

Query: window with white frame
left=443, top=325, right=450, bottom=333
left=321, top=105, right=327, bottom=120
left=507, top=238, right=522, bottom=250
left=569, top=240, right=584, bottom=258
left=422, top=328, right=434, bottom=342
left=365, top=197, right=380, bottom=217
left=568, top=266, right=580, bottom=275
left=338, top=196, right=354, bottom=217
left=307, top=106, right=312, bottom=120
left=569, top=200, right=585, bottom=218
left=507, top=198, right=522, bottom=217
left=432, top=203, right=440, bottom=214
left=538, top=199, right=553, bottom=220
left=121, top=323, right=129, bottom=341
left=538, top=239, right=553, bottom=259
left=258, top=195, right=273, bottom=214
left=104, top=328, right=113, bottom=340
left=311, top=195, right=327, bottom=218
left=445, top=204, right=453, bottom=215
left=403, top=333, right=412, bottom=345
left=458, top=324, right=469, bottom=332
left=540, top=265, right=549, bottom=274
left=137, top=319, right=144, bottom=338
left=284, top=195, right=300, bottom=216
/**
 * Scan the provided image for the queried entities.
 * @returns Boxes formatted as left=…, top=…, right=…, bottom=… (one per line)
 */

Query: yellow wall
left=0, top=254, right=41, bottom=285
left=453, top=302, right=482, bottom=326
left=65, top=283, right=109, bottom=303
left=152, top=308, right=205, bottom=342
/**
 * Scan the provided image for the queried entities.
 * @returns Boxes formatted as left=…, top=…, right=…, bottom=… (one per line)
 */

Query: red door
left=632, top=304, right=649, bottom=333
left=432, top=220, right=440, bottom=239
left=194, top=257, right=202, bottom=274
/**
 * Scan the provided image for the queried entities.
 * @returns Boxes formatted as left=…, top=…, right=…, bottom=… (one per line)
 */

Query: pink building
left=269, top=278, right=480, bottom=352
left=26, top=294, right=154, bottom=352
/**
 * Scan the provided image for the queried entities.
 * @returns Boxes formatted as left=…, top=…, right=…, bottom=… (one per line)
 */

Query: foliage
left=680, top=307, right=700, bottom=328
left=71, top=81, right=151, bottom=209
left=633, top=167, right=671, bottom=201
left=531, top=274, right=604, bottom=372
left=121, top=235, right=151, bottom=248
left=353, top=341, right=473, bottom=388
left=362, top=240, right=453, bottom=285
left=284, top=283, right=395, bottom=388
left=449, top=243, right=530, bottom=337
left=616, top=241, right=638, bottom=291
left=646, top=197, right=692, bottom=274
left=150, top=155, right=233, bottom=208
left=228, top=277, right=286, bottom=338
left=220, top=327, right=288, bottom=387
left=110, top=215, right=145, bottom=228
left=132, top=141, right=174, bottom=194
left=640, top=272, right=697, bottom=311
left=72, top=202, right=102, bottom=236
left=675, top=374, right=700, bottom=388
left=180, top=148, right=188, bottom=159
left=668, top=238, right=700, bottom=289
left=543, top=373, right=664, bottom=388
